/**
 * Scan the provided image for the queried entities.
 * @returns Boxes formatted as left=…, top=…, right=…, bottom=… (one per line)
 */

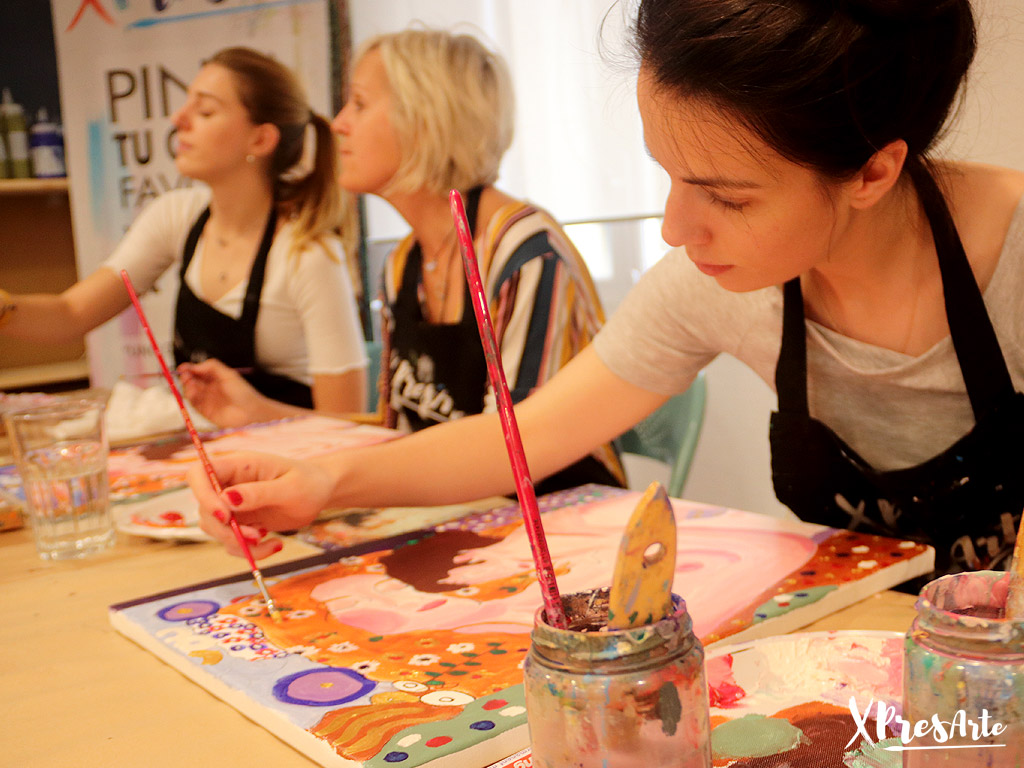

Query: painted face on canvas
left=171, top=64, right=262, bottom=181
left=637, top=69, right=844, bottom=292
left=310, top=573, right=534, bottom=635
left=331, top=48, right=403, bottom=196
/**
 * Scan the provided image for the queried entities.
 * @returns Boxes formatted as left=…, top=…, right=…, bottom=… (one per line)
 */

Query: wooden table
left=0, top=522, right=919, bottom=768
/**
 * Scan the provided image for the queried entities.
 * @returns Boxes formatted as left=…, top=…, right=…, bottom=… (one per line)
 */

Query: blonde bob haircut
left=357, top=28, right=514, bottom=197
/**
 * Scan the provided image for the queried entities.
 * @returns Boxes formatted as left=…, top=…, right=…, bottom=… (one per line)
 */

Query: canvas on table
left=109, top=484, right=933, bottom=767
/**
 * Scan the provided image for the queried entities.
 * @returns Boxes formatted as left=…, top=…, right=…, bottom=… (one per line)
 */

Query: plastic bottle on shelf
left=0, top=88, right=32, bottom=178
left=29, top=108, right=65, bottom=178
left=0, top=128, right=10, bottom=179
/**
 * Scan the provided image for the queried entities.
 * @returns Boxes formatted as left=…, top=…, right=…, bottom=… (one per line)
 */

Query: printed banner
left=50, top=0, right=334, bottom=386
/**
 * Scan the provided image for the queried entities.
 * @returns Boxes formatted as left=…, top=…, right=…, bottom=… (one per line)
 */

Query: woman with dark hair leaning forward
left=189, top=1, right=1024, bottom=584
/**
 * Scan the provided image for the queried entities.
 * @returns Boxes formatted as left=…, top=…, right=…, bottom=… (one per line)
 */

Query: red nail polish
left=213, top=510, right=227, bottom=524
left=226, top=490, right=243, bottom=506
left=270, top=540, right=284, bottom=554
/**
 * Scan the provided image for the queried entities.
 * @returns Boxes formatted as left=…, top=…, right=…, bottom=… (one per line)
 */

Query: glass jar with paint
left=523, top=587, right=711, bottom=768
left=903, top=569, right=1024, bottom=767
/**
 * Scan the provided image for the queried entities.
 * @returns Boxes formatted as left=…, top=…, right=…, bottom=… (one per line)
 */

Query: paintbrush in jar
left=449, top=190, right=568, bottom=630
left=119, top=270, right=283, bottom=623
left=1005, top=516, right=1024, bottom=618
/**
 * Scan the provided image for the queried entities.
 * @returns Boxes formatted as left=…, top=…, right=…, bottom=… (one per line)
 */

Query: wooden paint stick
left=608, top=482, right=677, bottom=630
left=1005, top=517, right=1024, bottom=618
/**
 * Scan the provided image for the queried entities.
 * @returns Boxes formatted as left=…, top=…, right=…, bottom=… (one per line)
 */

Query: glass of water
left=3, top=397, right=115, bottom=560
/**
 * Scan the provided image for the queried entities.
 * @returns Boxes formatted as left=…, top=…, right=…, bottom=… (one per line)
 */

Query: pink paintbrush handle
left=120, top=271, right=253, bottom=569
left=1007, top=525, right=1024, bottom=617
left=449, top=191, right=568, bottom=630
left=131, top=367, right=255, bottom=379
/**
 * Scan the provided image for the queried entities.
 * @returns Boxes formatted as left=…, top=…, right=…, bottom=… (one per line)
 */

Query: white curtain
left=348, top=0, right=668, bottom=242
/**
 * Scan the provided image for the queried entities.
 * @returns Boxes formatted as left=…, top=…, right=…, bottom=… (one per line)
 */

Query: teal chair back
left=616, top=372, right=707, bottom=497
left=365, top=340, right=382, bottom=413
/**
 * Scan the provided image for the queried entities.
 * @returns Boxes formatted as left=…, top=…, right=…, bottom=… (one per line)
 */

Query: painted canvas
left=106, top=415, right=397, bottom=502
left=110, top=485, right=933, bottom=767
left=295, top=496, right=513, bottom=551
left=111, top=483, right=509, bottom=545
left=3, top=414, right=397, bottom=510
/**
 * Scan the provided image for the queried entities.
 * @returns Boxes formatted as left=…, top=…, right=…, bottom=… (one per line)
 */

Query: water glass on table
left=3, top=397, right=115, bottom=560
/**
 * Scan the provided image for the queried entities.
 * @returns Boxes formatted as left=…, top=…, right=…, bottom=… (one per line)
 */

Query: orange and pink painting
left=109, top=484, right=933, bottom=767
left=102, top=416, right=398, bottom=540
left=106, top=415, right=397, bottom=502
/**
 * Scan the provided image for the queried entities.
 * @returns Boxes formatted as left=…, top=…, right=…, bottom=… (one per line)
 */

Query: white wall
left=348, top=1, right=666, bottom=242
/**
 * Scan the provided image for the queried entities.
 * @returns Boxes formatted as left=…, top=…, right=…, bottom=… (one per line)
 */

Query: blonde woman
left=0, top=47, right=367, bottom=412
left=185, top=30, right=624, bottom=493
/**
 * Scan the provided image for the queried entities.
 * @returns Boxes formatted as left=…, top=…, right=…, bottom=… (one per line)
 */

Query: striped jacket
left=378, top=200, right=625, bottom=486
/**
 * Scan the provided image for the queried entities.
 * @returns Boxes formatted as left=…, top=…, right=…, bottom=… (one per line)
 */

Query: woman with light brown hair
left=0, top=47, right=367, bottom=413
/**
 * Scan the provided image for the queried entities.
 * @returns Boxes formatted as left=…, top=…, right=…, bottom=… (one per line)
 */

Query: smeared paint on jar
left=523, top=587, right=711, bottom=767
left=902, top=570, right=1024, bottom=767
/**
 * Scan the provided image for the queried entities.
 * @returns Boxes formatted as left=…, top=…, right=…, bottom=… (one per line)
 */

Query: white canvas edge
left=109, top=606, right=358, bottom=767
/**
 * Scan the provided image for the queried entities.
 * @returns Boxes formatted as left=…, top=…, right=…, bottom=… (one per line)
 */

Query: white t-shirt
left=594, top=196, right=1024, bottom=472
left=103, top=187, right=366, bottom=385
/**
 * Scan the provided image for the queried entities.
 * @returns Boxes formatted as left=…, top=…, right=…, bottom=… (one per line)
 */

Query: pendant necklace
left=423, top=231, right=456, bottom=274
left=421, top=240, right=458, bottom=320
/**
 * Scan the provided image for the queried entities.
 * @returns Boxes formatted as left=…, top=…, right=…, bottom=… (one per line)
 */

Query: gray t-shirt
left=594, top=197, right=1024, bottom=472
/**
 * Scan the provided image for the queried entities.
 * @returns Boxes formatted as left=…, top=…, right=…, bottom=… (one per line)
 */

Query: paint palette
left=113, top=487, right=210, bottom=541
left=706, top=631, right=905, bottom=766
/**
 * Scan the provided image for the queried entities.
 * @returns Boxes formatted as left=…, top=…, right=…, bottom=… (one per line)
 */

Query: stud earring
left=246, top=154, right=256, bottom=164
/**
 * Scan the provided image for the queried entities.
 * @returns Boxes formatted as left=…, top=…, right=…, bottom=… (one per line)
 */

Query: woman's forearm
left=317, top=346, right=668, bottom=508
left=0, top=268, right=129, bottom=343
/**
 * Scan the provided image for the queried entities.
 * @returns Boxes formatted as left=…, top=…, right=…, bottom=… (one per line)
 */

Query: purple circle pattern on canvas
left=272, top=668, right=376, bottom=706
left=157, top=600, right=220, bottom=621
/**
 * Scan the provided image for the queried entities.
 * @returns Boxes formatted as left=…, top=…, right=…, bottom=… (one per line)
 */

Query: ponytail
left=275, top=112, right=358, bottom=267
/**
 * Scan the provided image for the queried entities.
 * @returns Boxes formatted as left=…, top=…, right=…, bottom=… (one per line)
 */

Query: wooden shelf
left=0, top=178, right=69, bottom=196
left=0, top=359, right=91, bottom=391
left=0, top=177, right=87, bottom=392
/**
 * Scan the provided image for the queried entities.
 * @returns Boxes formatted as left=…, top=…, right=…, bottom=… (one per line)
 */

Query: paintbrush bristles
left=1006, top=537, right=1024, bottom=618
left=1005, top=508, right=1024, bottom=618
left=252, top=568, right=283, bottom=623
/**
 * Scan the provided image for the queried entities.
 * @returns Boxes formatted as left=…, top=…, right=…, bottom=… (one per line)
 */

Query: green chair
left=365, top=340, right=382, bottom=412
left=616, top=372, right=707, bottom=497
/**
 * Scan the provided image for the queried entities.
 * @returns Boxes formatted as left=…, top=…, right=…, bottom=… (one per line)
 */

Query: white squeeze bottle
left=0, top=127, right=10, bottom=179
left=1, top=88, right=32, bottom=178
left=30, top=108, right=65, bottom=178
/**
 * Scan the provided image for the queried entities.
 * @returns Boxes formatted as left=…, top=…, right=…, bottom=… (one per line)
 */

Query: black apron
left=173, top=207, right=314, bottom=409
left=769, top=174, right=1024, bottom=585
left=387, top=187, right=622, bottom=495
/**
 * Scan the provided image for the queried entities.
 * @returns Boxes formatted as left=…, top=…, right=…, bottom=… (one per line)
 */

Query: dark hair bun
left=634, top=0, right=976, bottom=171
